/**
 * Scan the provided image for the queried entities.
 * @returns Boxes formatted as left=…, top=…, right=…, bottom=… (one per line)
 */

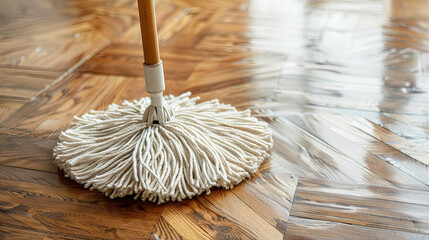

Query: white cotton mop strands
left=53, top=92, right=273, bottom=203
left=53, top=0, right=273, bottom=204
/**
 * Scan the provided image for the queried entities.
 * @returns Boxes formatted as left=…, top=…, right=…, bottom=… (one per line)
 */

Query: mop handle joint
left=143, top=61, right=165, bottom=106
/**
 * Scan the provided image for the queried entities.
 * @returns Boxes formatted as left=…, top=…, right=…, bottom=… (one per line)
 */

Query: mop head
left=54, top=92, right=273, bottom=203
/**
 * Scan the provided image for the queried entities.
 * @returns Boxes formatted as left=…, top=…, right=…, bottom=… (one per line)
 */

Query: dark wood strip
left=0, top=225, right=91, bottom=240
left=0, top=134, right=57, bottom=172
left=0, top=178, right=164, bottom=240
left=2, top=74, right=130, bottom=137
left=0, top=165, right=61, bottom=186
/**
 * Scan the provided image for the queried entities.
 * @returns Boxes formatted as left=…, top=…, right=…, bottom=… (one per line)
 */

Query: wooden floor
left=1, top=0, right=429, bottom=239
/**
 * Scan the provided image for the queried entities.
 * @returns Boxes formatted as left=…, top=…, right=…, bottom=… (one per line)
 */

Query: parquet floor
left=1, top=0, right=428, bottom=239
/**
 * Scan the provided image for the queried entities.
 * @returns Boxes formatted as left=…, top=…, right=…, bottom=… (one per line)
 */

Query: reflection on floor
left=0, top=0, right=428, bottom=239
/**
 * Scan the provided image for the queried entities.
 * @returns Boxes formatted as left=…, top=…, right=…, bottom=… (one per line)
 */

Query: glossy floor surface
left=1, top=0, right=429, bottom=239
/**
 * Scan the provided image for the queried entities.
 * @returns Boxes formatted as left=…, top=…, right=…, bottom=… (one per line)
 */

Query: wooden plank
left=268, top=117, right=403, bottom=187
left=152, top=188, right=285, bottom=240
left=165, top=9, right=224, bottom=48
left=385, top=113, right=429, bottom=129
left=0, top=98, right=28, bottom=124
left=77, top=43, right=201, bottom=81
left=0, top=67, right=61, bottom=100
left=339, top=115, right=429, bottom=165
left=286, top=113, right=429, bottom=190
left=150, top=216, right=184, bottom=240
left=185, top=53, right=285, bottom=93
left=0, top=165, right=61, bottom=186
left=2, top=74, right=131, bottom=136
left=0, top=225, right=90, bottom=240
left=201, top=188, right=287, bottom=239
left=284, top=216, right=429, bottom=240
left=289, top=178, right=429, bottom=235
left=0, top=0, right=138, bottom=71
left=0, top=134, right=57, bottom=172
left=230, top=165, right=298, bottom=233
left=0, top=171, right=165, bottom=240
left=152, top=201, right=215, bottom=240
left=151, top=157, right=299, bottom=239
left=0, top=15, right=110, bottom=70
left=360, top=112, right=429, bottom=143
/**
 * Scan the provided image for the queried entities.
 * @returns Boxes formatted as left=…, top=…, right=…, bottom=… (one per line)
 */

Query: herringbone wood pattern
left=1, top=0, right=429, bottom=239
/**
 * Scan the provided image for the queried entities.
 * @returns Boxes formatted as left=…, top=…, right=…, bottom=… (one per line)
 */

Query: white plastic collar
left=143, top=61, right=165, bottom=93
left=143, top=61, right=165, bottom=106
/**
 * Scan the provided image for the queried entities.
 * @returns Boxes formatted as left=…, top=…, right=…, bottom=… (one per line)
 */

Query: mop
left=53, top=0, right=273, bottom=204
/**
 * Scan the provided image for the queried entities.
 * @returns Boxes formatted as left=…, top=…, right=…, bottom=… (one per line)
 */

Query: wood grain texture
left=0, top=165, right=165, bottom=240
left=2, top=74, right=132, bottom=137
left=150, top=164, right=298, bottom=240
left=285, top=216, right=429, bottom=240
left=285, top=114, right=429, bottom=190
left=284, top=178, right=429, bottom=239
left=137, top=0, right=161, bottom=64
left=0, top=135, right=57, bottom=172
left=151, top=189, right=284, bottom=240
left=0, top=67, right=61, bottom=100
left=1, top=0, right=429, bottom=238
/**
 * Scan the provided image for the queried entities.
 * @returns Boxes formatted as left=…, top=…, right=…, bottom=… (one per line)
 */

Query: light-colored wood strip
left=200, top=189, right=285, bottom=239
left=0, top=67, right=61, bottom=100
left=268, top=117, right=397, bottom=186
left=284, top=216, right=429, bottom=240
left=157, top=188, right=284, bottom=240
left=231, top=165, right=298, bottom=233
left=364, top=112, right=429, bottom=140
left=155, top=202, right=215, bottom=240
left=340, top=115, right=429, bottom=165
left=273, top=89, right=429, bottom=116
left=150, top=216, right=184, bottom=240
left=77, top=43, right=200, bottom=81
left=319, top=113, right=429, bottom=184
left=166, top=9, right=225, bottom=48
left=0, top=19, right=110, bottom=70
left=287, top=113, right=429, bottom=189
left=290, top=178, right=429, bottom=234
left=384, top=113, right=429, bottom=129
left=297, top=178, right=429, bottom=207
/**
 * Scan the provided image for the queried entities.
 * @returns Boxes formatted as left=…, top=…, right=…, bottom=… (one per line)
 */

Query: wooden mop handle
left=137, top=0, right=165, bottom=106
left=137, top=0, right=160, bottom=65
